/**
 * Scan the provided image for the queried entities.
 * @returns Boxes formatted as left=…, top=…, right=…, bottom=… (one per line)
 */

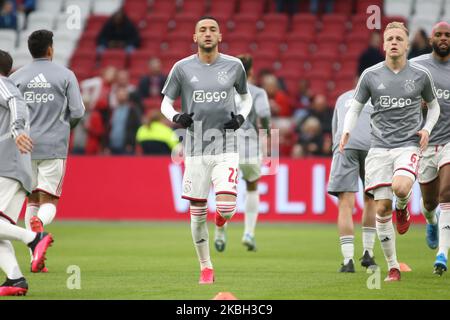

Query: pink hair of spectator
left=432, top=21, right=450, bottom=36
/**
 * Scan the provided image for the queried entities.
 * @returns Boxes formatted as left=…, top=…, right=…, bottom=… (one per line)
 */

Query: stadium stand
left=2, top=0, right=448, bottom=156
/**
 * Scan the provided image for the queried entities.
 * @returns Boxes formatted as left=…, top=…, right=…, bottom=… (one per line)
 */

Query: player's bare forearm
left=417, top=129, right=429, bottom=152
left=339, top=132, right=350, bottom=153
left=15, top=133, right=33, bottom=154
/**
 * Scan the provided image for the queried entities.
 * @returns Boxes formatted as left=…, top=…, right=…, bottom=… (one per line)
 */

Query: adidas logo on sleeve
left=27, top=73, right=51, bottom=88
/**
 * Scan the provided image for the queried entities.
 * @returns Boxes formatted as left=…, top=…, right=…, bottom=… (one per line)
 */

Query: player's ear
left=218, top=32, right=222, bottom=43
left=193, top=33, right=198, bottom=43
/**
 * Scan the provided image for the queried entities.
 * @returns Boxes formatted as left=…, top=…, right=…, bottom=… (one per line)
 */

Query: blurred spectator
left=408, top=29, right=432, bottom=59
left=97, top=9, right=140, bottom=55
left=138, top=57, right=166, bottom=99
left=16, top=0, right=35, bottom=29
left=295, top=79, right=312, bottom=110
left=261, top=73, right=292, bottom=117
left=71, top=94, right=106, bottom=155
left=136, top=110, right=179, bottom=155
left=109, top=69, right=137, bottom=109
left=275, top=0, right=299, bottom=15
left=0, top=1, right=17, bottom=30
left=310, top=0, right=334, bottom=14
left=81, top=66, right=117, bottom=112
left=296, top=94, right=333, bottom=134
left=357, top=31, right=384, bottom=76
left=108, top=87, right=141, bottom=155
left=292, top=117, right=327, bottom=157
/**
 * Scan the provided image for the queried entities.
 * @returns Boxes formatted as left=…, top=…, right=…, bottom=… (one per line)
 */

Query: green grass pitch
left=4, top=221, right=450, bottom=300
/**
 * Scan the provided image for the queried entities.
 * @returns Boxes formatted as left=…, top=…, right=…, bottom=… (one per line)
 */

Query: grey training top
left=162, top=53, right=248, bottom=156
left=411, top=53, right=450, bottom=146
left=237, top=83, right=271, bottom=160
left=0, top=76, right=32, bottom=193
left=332, top=89, right=373, bottom=153
left=10, top=58, right=85, bottom=160
left=353, top=61, right=436, bottom=149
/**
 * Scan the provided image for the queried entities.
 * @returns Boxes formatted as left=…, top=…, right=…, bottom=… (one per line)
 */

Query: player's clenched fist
left=15, top=133, right=33, bottom=154
left=173, top=112, right=194, bottom=128
left=223, top=112, right=245, bottom=131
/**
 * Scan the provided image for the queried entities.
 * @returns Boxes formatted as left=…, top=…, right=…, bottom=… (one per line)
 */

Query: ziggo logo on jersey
left=379, top=96, right=412, bottom=108
left=24, top=91, right=55, bottom=103
left=436, top=88, right=450, bottom=100
left=193, top=90, right=227, bottom=103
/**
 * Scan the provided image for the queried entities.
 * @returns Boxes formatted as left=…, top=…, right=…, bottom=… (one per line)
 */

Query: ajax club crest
left=217, top=71, right=229, bottom=85
left=403, top=80, right=415, bottom=93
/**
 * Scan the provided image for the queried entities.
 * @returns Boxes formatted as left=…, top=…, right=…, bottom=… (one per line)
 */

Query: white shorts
left=419, top=143, right=450, bottom=184
left=0, top=177, right=26, bottom=225
left=182, top=153, right=239, bottom=201
left=365, top=146, right=420, bottom=200
left=32, top=159, right=67, bottom=198
left=239, top=158, right=261, bottom=183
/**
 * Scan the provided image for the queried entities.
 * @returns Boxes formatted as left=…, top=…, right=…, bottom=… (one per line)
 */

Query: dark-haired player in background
left=10, top=29, right=85, bottom=272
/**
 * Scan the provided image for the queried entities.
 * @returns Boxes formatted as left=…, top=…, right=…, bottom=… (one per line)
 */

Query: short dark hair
left=195, top=15, right=220, bottom=29
left=0, top=50, right=13, bottom=76
left=28, top=29, right=53, bottom=58
left=237, top=54, right=253, bottom=75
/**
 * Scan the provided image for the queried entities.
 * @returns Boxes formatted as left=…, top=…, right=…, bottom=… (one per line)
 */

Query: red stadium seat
left=333, top=1, right=354, bottom=15
left=318, top=32, right=345, bottom=43
left=169, top=13, right=198, bottom=33
left=181, top=0, right=206, bottom=15
left=123, top=0, right=148, bottom=23
left=86, top=15, right=109, bottom=34
left=313, top=42, right=343, bottom=55
left=150, top=1, right=177, bottom=16
left=129, top=50, right=158, bottom=69
left=258, top=13, right=289, bottom=34
left=343, top=42, right=368, bottom=57
left=334, top=69, right=357, bottom=82
left=350, top=14, right=369, bottom=30
left=345, top=30, right=372, bottom=43
left=225, top=34, right=254, bottom=55
left=276, top=68, right=303, bottom=82
left=292, top=13, right=317, bottom=25
left=321, top=14, right=348, bottom=26
left=309, top=80, right=329, bottom=95
left=227, top=14, right=258, bottom=35
left=238, top=0, right=265, bottom=17
left=100, top=50, right=127, bottom=68
left=337, top=60, right=358, bottom=74
left=209, top=0, right=236, bottom=19
left=320, top=23, right=347, bottom=37
left=284, top=42, right=311, bottom=55
left=253, top=38, right=283, bottom=56
left=141, top=14, right=170, bottom=35
left=285, top=33, right=314, bottom=44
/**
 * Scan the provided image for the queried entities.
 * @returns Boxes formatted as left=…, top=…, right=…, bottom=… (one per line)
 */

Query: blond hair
left=384, top=22, right=409, bottom=37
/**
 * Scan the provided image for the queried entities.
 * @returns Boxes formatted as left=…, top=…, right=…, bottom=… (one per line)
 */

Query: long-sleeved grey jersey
left=0, top=76, right=32, bottom=193
left=332, top=89, right=373, bottom=153
left=411, top=53, right=450, bottom=146
left=10, top=58, right=85, bottom=160
left=162, top=54, right=248, bottom=156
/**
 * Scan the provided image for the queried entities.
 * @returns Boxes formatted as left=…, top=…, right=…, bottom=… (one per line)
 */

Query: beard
left=199, top=42, right=217, bottom=52
left=432, top=42, right=450, bottom=57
